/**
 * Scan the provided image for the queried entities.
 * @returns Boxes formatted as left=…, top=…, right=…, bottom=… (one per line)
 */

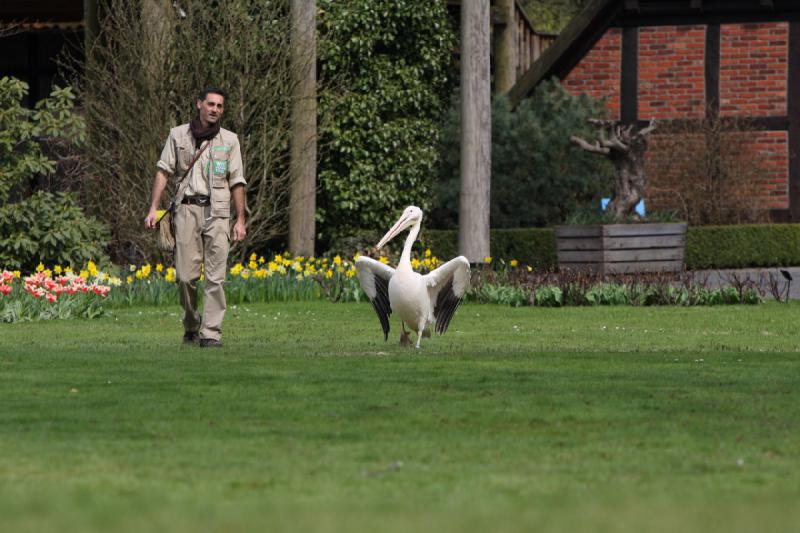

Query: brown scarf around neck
left=190, top=116, right=221, bottom=147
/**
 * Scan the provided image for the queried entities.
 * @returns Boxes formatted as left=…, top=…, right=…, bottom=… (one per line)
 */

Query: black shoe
left=199, top=338, right=223, bottom=348
left=183, top=331, right=199, bottom=344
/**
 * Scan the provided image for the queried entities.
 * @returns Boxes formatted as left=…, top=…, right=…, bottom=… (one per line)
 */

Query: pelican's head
left=376, top=206, right=423, bottom=249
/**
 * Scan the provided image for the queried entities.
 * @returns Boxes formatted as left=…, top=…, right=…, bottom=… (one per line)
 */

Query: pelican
left=355, top=206, right=470, bottom=348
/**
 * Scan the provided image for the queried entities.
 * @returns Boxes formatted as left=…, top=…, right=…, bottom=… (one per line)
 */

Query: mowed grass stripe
left=0, top=301, right=798, bottom=532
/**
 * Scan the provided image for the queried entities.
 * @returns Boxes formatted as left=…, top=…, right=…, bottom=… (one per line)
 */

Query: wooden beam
left=705, top=23, right=720, bottom=119
left=788, top=22, right=800, bottom=220
left=459, top=0, right=491, bottom=263
left=621, top=27, right=638, bottom=124
left=289, top=0, right=317, bottom=256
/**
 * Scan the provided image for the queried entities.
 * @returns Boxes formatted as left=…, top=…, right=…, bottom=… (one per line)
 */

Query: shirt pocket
left=177, top=146, right=193, bottom=173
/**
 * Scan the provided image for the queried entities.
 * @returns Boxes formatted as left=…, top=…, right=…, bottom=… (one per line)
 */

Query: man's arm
left=231, top=183, right=247, bottom=241
left=144, top=169, right=170, bottom=229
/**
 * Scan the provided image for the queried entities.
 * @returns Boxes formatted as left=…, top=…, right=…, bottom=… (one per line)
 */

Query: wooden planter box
left=555, top=223, right=688, bottom=274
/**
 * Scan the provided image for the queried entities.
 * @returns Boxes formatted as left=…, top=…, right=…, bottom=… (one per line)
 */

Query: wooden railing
left=515, top=2, right=557, bottom=80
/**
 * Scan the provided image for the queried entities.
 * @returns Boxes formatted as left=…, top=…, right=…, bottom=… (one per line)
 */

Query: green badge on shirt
left=213, top=160, right=227, bottom=175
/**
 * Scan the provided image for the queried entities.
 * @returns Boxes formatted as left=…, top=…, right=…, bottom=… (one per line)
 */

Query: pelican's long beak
left=377, top=212, right=412, bottom=249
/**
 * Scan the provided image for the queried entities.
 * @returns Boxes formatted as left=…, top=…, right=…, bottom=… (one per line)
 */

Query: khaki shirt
left=157, top=124, right=246, bottom=218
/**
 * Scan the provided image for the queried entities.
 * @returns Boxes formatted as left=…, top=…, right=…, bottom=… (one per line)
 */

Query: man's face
left=197, top=93, right=224, bottom=125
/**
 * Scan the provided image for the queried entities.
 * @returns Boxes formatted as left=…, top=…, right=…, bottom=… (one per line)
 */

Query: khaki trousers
left=174, top=204, right=230, bottom=341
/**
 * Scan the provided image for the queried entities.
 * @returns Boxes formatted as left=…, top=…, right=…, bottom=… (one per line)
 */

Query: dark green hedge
left=685, top=224, right=800, bottom=269
left=421, top=228, right=557, bottom=269
left=420, top=224, right=800, bottom=270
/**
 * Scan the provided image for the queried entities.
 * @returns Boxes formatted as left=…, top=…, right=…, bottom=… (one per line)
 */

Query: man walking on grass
left=144, top=87, right=247, bottom=348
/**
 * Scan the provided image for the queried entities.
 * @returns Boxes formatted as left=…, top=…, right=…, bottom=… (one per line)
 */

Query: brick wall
left=638, top=25, right=706, bottom=120
left=562, top=28, right=621, bottom=119
left=738, top=131, right=790, bottom=209
left=646, top=130, right=788, bottom=219
left=720, top=22, right=788, bottom=117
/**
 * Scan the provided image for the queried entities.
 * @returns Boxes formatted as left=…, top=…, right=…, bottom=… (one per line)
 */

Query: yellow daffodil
left=250, top=252, right=257, bottom=262
left=259, top=256, right=265, bottom=264
left=36, top=262, right=45, bottom=272
left=54, top=265, right=62, bottom=274
left=165, top=267, right=176, bottom=282
left=379, top=256, right=389, bottom=265
left=241, top=270, right=250, bottom=279
left=510, top=259, right=519, bottom=267
left=80, top=270, right=89, bottom=279
left=325, top=269, right=333, bottom=279
left=230, top=263, right=244, bottom=276
left=425, top=248, right=431, bottom=258
left=527, top=265, right=533, bottom=272
left=484, top=256, right=492, bottom=263
left=249, top=260, right=258, bottom=270
left=333, top=255, right=342, bottom=266
left=156, top=263, right=164, bottom=272
left=126, top=275, right=133, bottom=284
left=411, top=258, right=421, bottom=269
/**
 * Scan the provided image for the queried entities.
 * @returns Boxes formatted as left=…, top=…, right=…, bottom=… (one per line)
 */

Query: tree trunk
left=289, top=0, right=317, bottom=257
left=459, top=0, right=491, bottom=263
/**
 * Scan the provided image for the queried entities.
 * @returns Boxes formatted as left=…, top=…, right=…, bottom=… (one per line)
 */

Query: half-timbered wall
left=560, top=18, right=799, bottom=219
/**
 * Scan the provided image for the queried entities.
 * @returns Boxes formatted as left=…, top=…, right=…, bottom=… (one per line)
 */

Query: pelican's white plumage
left=355, top=206, right=470, bottom=348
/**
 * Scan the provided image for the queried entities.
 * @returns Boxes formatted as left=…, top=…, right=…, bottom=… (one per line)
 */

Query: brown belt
left=181, top=195, right=210, bottom=206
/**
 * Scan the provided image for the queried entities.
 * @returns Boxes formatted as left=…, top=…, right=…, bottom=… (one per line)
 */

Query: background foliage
left=316, top=0, right=457, bottom=244
left=0, top=77, right=108, bottom=270
left=77, top=0, right=300, bottom=264
left=431, top=79, right=612, bottom=229
left=646, top=117, right=772, bottom=225
left=520, top=0, right=591, bottom=33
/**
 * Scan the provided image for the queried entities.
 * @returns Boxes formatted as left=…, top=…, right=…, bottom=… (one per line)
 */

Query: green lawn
left=1, top=301, right=799, bottom=532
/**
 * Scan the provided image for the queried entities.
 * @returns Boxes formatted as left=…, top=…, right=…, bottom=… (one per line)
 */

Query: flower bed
left=1, top=251, right=767, bottom=323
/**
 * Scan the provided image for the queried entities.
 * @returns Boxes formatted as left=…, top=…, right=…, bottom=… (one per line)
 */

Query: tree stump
left=570, top=119, right=657, bottom=222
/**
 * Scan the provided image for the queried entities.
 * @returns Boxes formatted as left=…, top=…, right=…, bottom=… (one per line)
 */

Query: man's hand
left=144, top=209, right=159, bottom=230
left=232, top=219, right=246, bottom=241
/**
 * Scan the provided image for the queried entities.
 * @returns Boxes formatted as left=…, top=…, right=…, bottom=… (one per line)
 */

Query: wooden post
left=459, top=0, right=491, bottom=263
left=289, top=0, right=317, bottom=257
left=83, top=0, right=99, bottom=50
left=494, top=0, right=516, bottom=94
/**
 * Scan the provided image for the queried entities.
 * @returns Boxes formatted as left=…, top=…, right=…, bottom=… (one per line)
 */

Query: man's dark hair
left=198, top=87, right=226, bottom=101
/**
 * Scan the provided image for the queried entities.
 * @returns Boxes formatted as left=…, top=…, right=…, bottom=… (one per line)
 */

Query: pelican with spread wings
left=355, top=206, right=470, bottom=348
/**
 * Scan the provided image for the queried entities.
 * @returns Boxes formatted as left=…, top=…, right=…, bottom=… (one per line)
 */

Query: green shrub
left=0, top=77, right=109, bottom=271
left=317, top=0, right=457, bottom=242
left=431, top=79, right=612, bottom=229
left=0, top=191, right=109, bottom=271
